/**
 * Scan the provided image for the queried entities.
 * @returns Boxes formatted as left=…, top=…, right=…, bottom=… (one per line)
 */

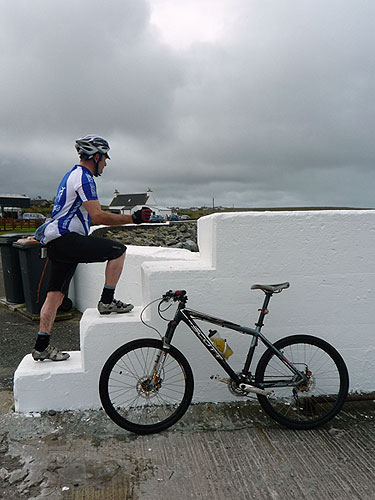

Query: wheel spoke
left=255, top=335, right=348, bottom=429
left=99, top=339, right=193, bottom=433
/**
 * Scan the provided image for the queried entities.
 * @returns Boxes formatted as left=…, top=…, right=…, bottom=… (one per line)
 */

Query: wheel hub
left=137, top=377, right=161, bottom=398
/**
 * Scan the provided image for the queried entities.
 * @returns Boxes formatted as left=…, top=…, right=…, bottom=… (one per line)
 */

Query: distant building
left=108, top=188, right=172, bottom=219
left=0, top=194, right=30, bottom=218
left=31, top=196, right=50, bottom=207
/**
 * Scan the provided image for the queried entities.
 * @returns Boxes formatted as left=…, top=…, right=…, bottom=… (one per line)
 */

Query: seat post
left=255, top=293, right=272, bottom=329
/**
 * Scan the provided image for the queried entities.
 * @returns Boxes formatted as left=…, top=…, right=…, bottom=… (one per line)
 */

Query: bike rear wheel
left=99, top=338, right=194, bottom=434
left=255, top=335, right=349, bottom=430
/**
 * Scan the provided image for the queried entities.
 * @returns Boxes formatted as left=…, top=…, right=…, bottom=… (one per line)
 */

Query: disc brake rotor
left=137, top=377, right=161, bottom=398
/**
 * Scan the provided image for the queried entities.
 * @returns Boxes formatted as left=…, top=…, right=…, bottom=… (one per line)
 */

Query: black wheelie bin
left=13, top=238, right=73, bottom=317
left=0, top=233, right=34, bottom=304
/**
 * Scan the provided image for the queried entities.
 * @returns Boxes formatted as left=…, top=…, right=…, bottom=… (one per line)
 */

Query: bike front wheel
left=99, top=338, right=194, bottom=434
left=255, top=335, right=349, bottom=430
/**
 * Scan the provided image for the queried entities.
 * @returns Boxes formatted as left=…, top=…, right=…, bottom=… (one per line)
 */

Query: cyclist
left=32, top=135, right=151, bottom=362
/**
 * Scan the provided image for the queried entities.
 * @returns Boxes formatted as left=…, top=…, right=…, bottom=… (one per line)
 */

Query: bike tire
left=255, top=334, right=349, bottom=430
left=99, top=338, right=194, bottom=434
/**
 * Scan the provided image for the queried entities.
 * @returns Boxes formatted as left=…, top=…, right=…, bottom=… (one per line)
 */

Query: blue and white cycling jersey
left=42, top=165, right=98, bottom=244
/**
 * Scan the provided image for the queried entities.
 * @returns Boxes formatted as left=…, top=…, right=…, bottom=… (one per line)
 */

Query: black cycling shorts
left=46, top=232, right=126, bottom=294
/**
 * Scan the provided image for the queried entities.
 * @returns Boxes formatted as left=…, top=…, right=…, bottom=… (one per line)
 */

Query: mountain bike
left=99, top=283, right=349, bottom=435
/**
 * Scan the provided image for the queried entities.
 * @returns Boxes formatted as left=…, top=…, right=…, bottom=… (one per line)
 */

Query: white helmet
left=75, top=135, right=111, bottom=159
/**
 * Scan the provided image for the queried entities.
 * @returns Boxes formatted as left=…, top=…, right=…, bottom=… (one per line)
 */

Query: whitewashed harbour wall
left=14, top=210, right=375, bottom=412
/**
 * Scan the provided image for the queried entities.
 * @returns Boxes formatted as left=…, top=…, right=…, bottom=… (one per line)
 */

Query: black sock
left=100, top=285, right=115, bottom=304
left=34, top=332, right=50, bottom=352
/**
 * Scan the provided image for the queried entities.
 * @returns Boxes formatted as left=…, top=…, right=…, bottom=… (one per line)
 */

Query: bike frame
left=161, top=293, right=308, bottom=389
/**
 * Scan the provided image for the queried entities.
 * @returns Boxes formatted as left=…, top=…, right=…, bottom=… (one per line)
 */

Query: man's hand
left=132, top=207, right=152, bottom=224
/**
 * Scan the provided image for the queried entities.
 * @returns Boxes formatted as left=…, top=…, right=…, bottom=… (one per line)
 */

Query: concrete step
left=14, top=351, right=87, bottom=412
left=14, top=307, right=149, bottom=413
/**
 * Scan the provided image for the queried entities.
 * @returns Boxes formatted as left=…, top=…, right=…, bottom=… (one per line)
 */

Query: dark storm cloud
left=0, top=0, right=182, bottom=139
left=0, top=0, right=374, bottom=208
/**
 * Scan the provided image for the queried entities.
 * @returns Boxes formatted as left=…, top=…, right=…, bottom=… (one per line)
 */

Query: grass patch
left=0, top=227, right=37, bottom=236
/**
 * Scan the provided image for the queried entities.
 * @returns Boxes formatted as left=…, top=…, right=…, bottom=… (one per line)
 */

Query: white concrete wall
left=14, top=210, right=375, bottom=412
left=72, top=244, right=200, bottom=312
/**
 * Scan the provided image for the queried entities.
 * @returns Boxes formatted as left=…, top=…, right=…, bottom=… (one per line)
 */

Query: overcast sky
left=1, top=0, right=374, bottom=208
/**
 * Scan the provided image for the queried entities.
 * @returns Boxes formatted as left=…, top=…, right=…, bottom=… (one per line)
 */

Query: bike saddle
left=251, top=282, right=290, bottom=293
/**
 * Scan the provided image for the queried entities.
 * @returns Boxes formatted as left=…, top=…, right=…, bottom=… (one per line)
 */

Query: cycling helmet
left=75, top=135, right=111, bottom=160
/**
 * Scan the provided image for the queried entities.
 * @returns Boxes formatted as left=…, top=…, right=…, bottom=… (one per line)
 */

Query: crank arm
left=239, top=383, right=271, bottom=396
left=211, top=375, right=271, bottom=397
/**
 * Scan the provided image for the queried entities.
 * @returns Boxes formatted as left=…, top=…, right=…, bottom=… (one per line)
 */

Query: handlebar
left=162, top=290, right=187, bottom=302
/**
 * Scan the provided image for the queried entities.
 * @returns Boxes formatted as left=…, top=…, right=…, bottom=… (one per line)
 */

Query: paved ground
left=1, top=257, right=375, bottom=499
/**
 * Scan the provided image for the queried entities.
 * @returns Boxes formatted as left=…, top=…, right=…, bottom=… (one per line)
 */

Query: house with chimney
left=108, top=188, right=172, bottom=219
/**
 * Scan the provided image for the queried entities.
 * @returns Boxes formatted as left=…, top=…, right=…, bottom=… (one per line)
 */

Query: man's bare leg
left=39, top=291, right=64, bottom=334
left=98, top=253, right=133, bottom=314
left=33, top=291, right=70, bottom=360
left=104, top=252, right=126, bottom=287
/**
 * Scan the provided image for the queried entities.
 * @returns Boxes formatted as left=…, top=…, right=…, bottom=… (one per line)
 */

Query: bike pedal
left=210, top=375, right=230, bottom=385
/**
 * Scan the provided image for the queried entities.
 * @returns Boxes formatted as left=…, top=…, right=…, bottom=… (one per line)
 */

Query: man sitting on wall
left=32, top=135, right=151, bottom=361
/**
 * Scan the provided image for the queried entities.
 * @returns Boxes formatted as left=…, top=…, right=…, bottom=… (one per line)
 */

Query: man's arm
left=83, top=200, right=133, bottom=225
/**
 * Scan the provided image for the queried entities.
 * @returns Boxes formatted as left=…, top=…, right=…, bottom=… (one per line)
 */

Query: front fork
left=150, top=317, right=179, bottom=384
left=150, top=350, right=167, bottom=386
